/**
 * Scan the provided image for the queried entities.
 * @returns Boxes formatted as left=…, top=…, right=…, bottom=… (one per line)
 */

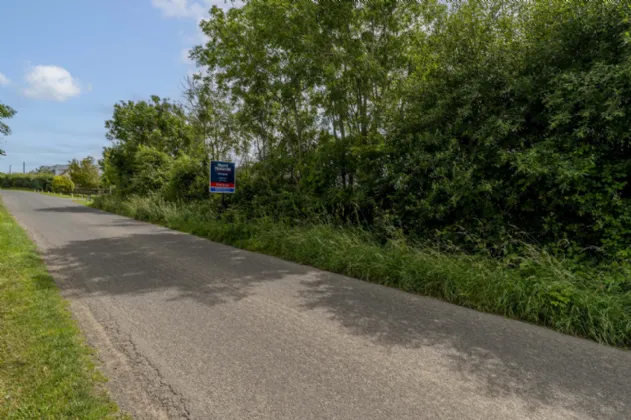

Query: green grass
left=92, top=194, right=631, bottom=348
left=0, top=198, right=123, bottom=419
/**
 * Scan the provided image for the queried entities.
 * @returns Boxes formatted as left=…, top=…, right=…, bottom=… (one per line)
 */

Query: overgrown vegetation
left=93, top=0, right=631, bottom=345
left=102, top=0, right=631, bottom=258
left=0, top=199, right=121, bottom=418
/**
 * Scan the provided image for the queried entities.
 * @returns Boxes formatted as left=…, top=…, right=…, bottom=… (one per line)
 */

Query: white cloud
left=152, top=0, right=235, bottom=19
left=152, top=0, right=205, bottom=19
left=23, top=65, right=82, bottom=101
left=0, top=72, right=10, bottom=86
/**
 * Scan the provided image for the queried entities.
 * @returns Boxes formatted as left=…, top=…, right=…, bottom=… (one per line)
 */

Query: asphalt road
left=2, top=190, right=630, bottom=420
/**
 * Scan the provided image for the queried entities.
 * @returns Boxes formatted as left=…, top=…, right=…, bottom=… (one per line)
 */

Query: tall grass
left=93, top=194, right=631, bottom=347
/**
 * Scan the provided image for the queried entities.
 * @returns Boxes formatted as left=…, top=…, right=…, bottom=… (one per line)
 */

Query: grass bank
left=0, top=199, right=122, bottom=418
left=92, top=194, right=631, bottom=347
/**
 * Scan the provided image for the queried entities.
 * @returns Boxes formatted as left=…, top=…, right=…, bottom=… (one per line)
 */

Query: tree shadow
left=37, top=206, right=104, bottom=214
left=42, top=230, right=308, bottom=311
left=298, top=275, right=631, bottom=419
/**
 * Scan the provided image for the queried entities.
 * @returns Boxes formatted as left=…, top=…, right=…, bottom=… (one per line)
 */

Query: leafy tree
left=130, top=146, right=173, bottom=195
left=68, top=156, right=100, bottom=189
left=0, top=102, right=17, bottom=156
left=51, top=176, right=75, bottom=194
left=102, top=96, right=195, bottom=193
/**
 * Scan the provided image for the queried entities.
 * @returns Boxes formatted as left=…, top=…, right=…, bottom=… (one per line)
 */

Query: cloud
left=152, top=0, right=236, bottom=19
left=152, top=0, right=205, bottom=19
left=23, top=65, right=82, bottom=101
left=0, top=72, right=10, bottom=86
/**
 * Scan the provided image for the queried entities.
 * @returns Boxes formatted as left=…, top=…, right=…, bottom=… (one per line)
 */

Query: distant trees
left=0, top=174, right=53, bottom=191
left=101, top=96, right=195, bottom=194
left=52, top=176, right=74, bottom=194
left=68, top=156, right=100, bottom=189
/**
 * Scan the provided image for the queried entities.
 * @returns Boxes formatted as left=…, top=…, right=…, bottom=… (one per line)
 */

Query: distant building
left=38, top=165, right=70, bottom=176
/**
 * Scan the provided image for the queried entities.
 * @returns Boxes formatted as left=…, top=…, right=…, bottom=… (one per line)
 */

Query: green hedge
left=0, top=174, right=54, bottom=191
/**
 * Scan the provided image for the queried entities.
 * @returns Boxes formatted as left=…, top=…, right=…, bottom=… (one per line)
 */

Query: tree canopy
left=101, top=0, right=631, bottom=259
left=68, top=156, right=101, bottom=189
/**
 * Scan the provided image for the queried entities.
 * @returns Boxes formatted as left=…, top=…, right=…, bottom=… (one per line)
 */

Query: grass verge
left=0, top=198, right=122, bottom=418
left=92, top=194, right=631, bottom=348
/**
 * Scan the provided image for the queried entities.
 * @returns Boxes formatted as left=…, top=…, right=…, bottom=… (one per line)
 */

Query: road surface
left=2, top=190, right=630, bottom=420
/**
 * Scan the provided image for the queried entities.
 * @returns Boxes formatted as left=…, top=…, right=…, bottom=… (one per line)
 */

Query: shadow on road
left=42, top=224, right=630, bottom=420
left=37, top=205, right=104, bottom=214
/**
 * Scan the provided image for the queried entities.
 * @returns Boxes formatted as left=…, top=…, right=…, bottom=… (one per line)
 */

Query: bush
left=130, top=146, right=173, bottom=196
left=51, top=176, right=75, bottom=194
left=165, top=154, right=208, bottom=202
left=0, top=174, right=54, bottom=191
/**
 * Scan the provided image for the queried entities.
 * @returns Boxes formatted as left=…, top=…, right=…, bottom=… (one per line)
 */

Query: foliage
left=52, top=175, right=75, bottom=194
left=0, top=102, right=16, bottom=155
left=129, top=145, right=174, bottom=195
left=97, top=1, right=631, bottom=256
left=0, top=199, right=121, bottom=418
left=0, top=173, right=54, bottom=191
left=165, top=154, right=208, bottom=202
left=167, top=0, right=631, bottom=259
left=68, top=156, right=101, bottom=189
left=93, top=193, right=631, bottom=347
left=101, top=96, right=195, bottom=193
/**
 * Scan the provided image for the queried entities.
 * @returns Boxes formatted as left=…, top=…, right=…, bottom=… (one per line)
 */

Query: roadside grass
left=0, top=198, right=123, bottom=418
left=92, top=194, right=631, bottom=348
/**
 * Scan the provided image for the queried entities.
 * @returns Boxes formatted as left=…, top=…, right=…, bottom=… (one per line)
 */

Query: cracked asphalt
left=2, top=190, right=630, bottom=420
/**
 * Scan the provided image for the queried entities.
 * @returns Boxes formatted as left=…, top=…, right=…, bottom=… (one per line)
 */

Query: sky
left=0, top=0, right=232, bottom=173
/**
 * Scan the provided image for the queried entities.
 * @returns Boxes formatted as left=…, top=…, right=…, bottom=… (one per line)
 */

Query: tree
left=102, top=96, right=195, bottom=192
left=52, top=175, right=75, bottom=194
left=101, top=0, right=631, bottom=257
left=182, top=74, right=240, bottom=161
left=68, top=156, right=101, bottom=189
left=0, top=102, right=17, bottom=156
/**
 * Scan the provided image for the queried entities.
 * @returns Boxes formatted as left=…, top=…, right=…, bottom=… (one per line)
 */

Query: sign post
left=210, top=160, right=236, bottom=193
left=210, top=161, right=235, bottom=213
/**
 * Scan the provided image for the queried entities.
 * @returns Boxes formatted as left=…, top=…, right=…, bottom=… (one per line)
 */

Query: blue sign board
left=210, top=161, right=236, bottom=193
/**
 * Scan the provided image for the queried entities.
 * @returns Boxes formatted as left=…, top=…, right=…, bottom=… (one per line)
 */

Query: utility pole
left=23, top=161, right=25, bottom=174
left=8, top=165, right=11, bottom=174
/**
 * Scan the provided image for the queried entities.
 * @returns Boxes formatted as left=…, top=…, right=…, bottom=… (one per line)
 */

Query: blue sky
left=0, top=0, right=229, bottom=173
